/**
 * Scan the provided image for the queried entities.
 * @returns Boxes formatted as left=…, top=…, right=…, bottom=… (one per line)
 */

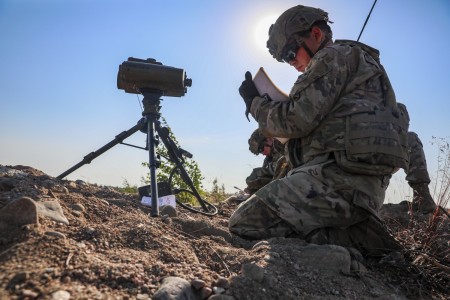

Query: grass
left=382, top=137, right=450, bottom=298
left=430, top=136, right=450, bottom=210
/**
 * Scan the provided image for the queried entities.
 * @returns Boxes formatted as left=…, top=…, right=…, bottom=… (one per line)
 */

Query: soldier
left=245, top=129, right=288, bottom=195
left=230, top=5, right=410, bottom=256
left=397, top=103, right=437, bottom=214
left=406, top=132, right=437, bottom=213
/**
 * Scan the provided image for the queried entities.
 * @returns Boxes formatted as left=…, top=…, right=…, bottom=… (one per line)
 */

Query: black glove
left=239, top=71, right=259, bottom=121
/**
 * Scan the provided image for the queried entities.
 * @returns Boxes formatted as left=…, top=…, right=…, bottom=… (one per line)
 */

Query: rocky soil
left=0, top=165, right=449, bottom=300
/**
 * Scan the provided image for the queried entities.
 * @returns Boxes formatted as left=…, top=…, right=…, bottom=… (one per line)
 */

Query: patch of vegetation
left=115, top=179, right=138, bottom=194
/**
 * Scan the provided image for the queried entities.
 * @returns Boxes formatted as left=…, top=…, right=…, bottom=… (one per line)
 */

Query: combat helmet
left=267, top=5, right=330, bottom=62
left=248, top=129, right=266, bottom=155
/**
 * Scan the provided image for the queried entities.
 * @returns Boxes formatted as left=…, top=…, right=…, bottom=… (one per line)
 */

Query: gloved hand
left=239, top=71, right=259, bottom=121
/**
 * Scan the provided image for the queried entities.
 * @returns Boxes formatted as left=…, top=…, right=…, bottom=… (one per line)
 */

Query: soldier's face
left=262, top=138, right=273, bottom=156
left=289, top=46, right=311, bottom=72
left=288, top=27, right=324, bottom=73
left=262, top=145, right=272, bottom=156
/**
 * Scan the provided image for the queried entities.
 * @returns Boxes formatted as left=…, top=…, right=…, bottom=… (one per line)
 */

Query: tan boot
left=410, top=182, right=437, bottom=214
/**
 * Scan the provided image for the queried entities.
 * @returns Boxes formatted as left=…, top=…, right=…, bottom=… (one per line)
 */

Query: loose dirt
left=0, top=165, right=449, bottom=299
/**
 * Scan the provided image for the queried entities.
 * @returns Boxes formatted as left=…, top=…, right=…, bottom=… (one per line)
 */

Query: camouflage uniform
left=245, top=129, right=288, bottom=194
left=405, top=131, right=437, bottom=213
left=231, top=5, right=408, bottom=256
left=406, top=131, right=430, bottom=185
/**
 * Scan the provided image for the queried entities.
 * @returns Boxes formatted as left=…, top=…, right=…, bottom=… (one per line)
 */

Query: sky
left=1, top=0, right=449, bottom=203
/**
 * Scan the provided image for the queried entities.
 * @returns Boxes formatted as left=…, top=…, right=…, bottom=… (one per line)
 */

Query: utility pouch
left=334, top=106, right=409, bottom=175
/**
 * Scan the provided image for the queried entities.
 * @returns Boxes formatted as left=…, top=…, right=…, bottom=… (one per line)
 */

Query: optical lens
left=282, top=42, right=301, bottom=63
left=258, top=143, right=264, bottom=153
left=283, top=49, right=297, bottom=63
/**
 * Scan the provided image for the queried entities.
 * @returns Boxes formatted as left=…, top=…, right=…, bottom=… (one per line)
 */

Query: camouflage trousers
left=245, top=167, right=274, bottom=195
left=229, top=159, right=400, bottom=256
left=245, top=156, right=290, bottom=195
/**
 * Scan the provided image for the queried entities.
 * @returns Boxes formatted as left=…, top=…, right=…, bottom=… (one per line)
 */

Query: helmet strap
left=317, top=36, right=330, bottom=52
left=294, top=30, right=330, bottom=58
left=301, top=42, right=315, bottom=58
left=302, top=36, right=330, bottom=59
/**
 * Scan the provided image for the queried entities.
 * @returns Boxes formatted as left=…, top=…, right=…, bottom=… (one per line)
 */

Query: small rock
left=36, top=200, right=69, bottom=225
left=0, top=197, right=39, bottom=226
left=212, top=286, right=225, bottom=294
left=215, top=277, right=230, bottom=289
left=264, top=254, right=276, bottom=263
left=51, top=185, right=69, bottom=194
left=68, top=182, right=77, bottom=188
left=22, top=289, right=39, bottom=298
left=153, top=276, right=196, bottom=300
left=162, top=216, right=173, bottom=225
left=293, top=244, right=352, bottom=273
left=99, top=199, right=110, bottom=206
left=191, top=278, right=206, bottom=290
left=45, top=231, right=66, bottom=239
left=8, top=272, right=29, bottom=287
left=72, top=211, right=82, bottom=217
left=161, top=235, right=173, bottom=242
left=199, top=286, right=212, bottom=299
left=71, top=203, right=85, bottom=212
left=160, top=205, right=177, bottom=217
left=51, top=290, right=70, bottom=300
left=241, top=263, right=264, bottom=283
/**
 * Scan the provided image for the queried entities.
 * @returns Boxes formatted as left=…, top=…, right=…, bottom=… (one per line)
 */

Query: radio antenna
left=357, top=0, right=378, bottom=42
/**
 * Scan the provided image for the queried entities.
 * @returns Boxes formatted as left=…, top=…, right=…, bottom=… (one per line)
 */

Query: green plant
left=206, top=177, right=229, bottom=203
left=116, top=179, right=138, bottom=194
left=142, top=118, right=205, bottom=205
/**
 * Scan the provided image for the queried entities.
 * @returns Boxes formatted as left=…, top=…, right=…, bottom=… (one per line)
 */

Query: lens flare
left=254, top=15, right=278, bottom=52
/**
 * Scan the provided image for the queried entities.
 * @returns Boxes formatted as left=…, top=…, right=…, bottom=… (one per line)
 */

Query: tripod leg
left=57, top=121, right=145, bottom=179
left=156, top=124, right=217, bottom=215
left=146, top=116, right=159, bottom=217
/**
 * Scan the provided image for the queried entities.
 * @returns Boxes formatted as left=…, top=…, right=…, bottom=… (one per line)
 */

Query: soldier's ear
left=311, top=26, right=323, bottom=42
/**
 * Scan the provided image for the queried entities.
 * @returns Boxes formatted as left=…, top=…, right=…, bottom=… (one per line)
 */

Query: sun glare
left=254, top=15, right=278, bottom=52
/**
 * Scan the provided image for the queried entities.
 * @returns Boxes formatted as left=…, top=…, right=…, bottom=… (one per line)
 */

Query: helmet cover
left=267, top=5, right=329, bottom=61
left=248, top=129, right=267, bottom=155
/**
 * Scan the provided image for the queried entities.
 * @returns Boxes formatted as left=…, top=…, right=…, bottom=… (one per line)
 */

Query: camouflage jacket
left=250, top=40, right=408, bottom=174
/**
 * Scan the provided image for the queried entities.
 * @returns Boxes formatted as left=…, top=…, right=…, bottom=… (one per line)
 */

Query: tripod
left=57, top=90, right=217, bottom=217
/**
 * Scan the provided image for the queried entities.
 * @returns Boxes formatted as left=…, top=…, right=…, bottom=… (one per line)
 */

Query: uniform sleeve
left=250, top=48, right=348, bottom=139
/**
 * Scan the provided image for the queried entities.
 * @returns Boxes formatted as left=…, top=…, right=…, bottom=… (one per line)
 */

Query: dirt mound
left=0, top=165, right=449, bottom=299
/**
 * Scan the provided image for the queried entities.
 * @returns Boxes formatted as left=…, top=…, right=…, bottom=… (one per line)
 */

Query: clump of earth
left=0, top=165, right=449, bottom=299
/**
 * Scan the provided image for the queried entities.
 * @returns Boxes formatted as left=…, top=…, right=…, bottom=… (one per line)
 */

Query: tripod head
left=140, top=89, right=163, bottom=117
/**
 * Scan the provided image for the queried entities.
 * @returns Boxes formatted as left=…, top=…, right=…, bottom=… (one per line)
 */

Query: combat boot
left=306, top=215, right=402, bottom=257
left=410, top=182, right=437, bottom=214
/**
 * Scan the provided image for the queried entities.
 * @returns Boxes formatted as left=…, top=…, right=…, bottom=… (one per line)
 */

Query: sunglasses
left=258, top=142, right=272, bottom=153
left=281, top=41, right=303, bottom=63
